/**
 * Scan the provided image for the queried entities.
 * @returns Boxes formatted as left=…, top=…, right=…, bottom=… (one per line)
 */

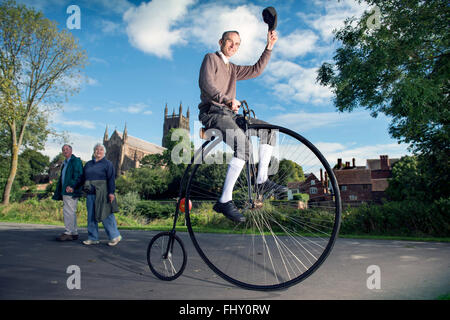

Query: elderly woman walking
left=68, top=143, right=122, bottom=246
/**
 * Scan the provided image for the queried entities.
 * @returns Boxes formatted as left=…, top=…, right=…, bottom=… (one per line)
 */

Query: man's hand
left=109, top=194, right=115, bottom=203
left=266, top=30, right=278, bottom=50
left=66, top=186, right=74, bottom=193
left=228, top=99, right=241, bottom=113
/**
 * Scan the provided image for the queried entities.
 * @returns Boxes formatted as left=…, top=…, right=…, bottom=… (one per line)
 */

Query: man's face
left=219, top=32, right=241, bottom=58
left=62, top=145, right=72, bottom=159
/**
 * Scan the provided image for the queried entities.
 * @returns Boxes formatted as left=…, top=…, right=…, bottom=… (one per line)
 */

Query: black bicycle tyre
left=185, top=123, right=341, bottom=291
left=147, top=231, right=187, bottom=281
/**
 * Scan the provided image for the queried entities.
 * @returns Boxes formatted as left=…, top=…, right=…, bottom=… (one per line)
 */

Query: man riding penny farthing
left=147, top=7, right=342, bottom=291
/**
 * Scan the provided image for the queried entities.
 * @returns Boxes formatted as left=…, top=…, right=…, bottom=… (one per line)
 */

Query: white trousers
left=62, top=195, right=78, bottom=235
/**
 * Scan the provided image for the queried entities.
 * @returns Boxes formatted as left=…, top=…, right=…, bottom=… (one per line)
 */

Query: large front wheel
left=185, top=124, right=341, bottom=290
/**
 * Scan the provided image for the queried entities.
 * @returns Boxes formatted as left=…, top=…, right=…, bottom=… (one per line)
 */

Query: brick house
left=333, top=155, right=399, bottom=205
left=286, top=155, right=399, bottom=206
left=287, top=169, right=332, bottom=204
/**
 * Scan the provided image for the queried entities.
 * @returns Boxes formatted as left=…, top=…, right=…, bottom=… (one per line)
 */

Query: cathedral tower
left=162, top=102, right=190, bottom=147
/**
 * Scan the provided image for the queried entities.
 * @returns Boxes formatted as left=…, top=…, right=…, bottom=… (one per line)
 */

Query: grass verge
left=1, top=198, right=449, bottom=242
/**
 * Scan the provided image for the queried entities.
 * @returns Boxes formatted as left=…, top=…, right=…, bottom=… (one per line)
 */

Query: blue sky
left=22, top=0, right=410, bottom=165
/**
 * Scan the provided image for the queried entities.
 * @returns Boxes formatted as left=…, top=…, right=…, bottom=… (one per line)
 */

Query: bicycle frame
left=167, top=101, right=259, bottom=239
left=148, top=100, right=342, bottom=290
left=170, top=100, right=258, bottom=235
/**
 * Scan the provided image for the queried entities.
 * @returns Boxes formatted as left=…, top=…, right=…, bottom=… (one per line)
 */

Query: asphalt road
left=0, top=222, right=449, bottom=300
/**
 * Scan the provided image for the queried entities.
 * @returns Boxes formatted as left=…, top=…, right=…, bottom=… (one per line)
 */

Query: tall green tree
left=20, top=149, right=50, bottom=183
left=385, top=155, right=425, bottom=201
left=317, top=0, right=449, bottom=200
left=272, top=159, right=305, bottom=186
left=0, top=0, right=87, bottom=204
left=141, top=127, right=193, bottom=197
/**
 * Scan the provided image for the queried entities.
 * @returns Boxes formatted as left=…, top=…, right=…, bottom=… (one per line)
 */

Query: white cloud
left=299, top=0, right=369, bottom=41
left=316, top=141, right=410, bottom=169
left=241, top=1, right=370, bottom=107
left=123, top=0, right=196, bottom=59
left=50, top=112, right=96, bottom=129
left=269, top=109, right=367, bottom=132
left=90, top=57, right=109, bottom=66
left=258, top=0, right=371, bottom=106
left=187, top=3, right=267, bottom=64
left=123, top=1, right=268, bottom=64
left=85, top=77, right=98, bottom=86
left=276, top=29, right=319, bottom=59
left=99, top=19, right=123, bottom=34
left=44, top=132, right=100, bottom=162
left=265, top=60, right=333, bottom=105
left=62, top=120, right=96, bottom=129
left=120, top=0, right=368, bottom=105
left=109, top=102, right=152, bottom=115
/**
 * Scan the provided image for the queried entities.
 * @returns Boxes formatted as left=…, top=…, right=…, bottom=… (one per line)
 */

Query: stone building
left=162, top=102, right=190, bottom=147
left=102, top=103, right=191, bottom=176
left=103, top=124, right=165, bottom=176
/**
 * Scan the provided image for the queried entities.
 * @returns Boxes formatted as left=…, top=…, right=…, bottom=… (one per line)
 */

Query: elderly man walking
left=52, top=144, right=83, bottom=241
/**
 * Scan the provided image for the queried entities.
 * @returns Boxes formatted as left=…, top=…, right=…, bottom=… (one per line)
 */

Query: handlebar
left=240, top=100, right=256, bottom=119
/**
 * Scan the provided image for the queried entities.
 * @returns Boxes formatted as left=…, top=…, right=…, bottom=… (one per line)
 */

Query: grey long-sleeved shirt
left=198, top=49, right=272, bottom=111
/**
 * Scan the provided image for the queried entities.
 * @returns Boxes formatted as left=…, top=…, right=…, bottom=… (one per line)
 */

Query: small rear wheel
left=147, top=231, right=187, bottom=281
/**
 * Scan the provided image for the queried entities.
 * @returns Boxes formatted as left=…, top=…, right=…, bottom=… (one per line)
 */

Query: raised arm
left=235, top=31, right=278, bottom=81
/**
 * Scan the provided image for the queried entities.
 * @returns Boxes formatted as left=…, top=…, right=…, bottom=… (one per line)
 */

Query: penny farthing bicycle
left=147, top=101, right=342, bottom=291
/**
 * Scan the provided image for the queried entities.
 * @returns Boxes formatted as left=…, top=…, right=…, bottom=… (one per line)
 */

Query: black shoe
left=213, top=201, right=246, bottom=223
left=56, top=233, right=79, bottom=241
left=257, top=179, right=288, bottom=194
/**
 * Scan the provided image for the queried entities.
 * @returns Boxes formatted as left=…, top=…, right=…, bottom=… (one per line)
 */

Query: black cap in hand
left=262, top=7, right=277, bottom=31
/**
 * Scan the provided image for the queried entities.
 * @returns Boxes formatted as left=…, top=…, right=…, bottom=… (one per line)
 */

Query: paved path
left=0, top=222, right=449, bottom=300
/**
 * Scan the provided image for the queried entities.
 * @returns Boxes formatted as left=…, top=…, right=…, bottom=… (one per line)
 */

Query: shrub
left=44, top=180, right=58, bottom=197
left=340, top=199, right=450, bottom=237
left=118, top=192, right=141, bottom=215
left=293, top=193, right=309, bottom=202
left=115, top=174, right=137, bottom=196
left=135, top=201, right=176, bottom=220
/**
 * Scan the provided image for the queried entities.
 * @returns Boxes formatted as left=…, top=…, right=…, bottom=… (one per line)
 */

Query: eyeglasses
left=224, top=39, right=240, bottom=47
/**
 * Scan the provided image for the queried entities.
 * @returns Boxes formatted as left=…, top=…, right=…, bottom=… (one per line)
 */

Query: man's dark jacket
left=52, top=154, right=83, bottom=200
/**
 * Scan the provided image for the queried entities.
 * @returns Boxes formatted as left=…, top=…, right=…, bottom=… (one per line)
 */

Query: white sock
left=219, top=157, right=246, bottom=203
left=257, top=144, right=273, bottom=184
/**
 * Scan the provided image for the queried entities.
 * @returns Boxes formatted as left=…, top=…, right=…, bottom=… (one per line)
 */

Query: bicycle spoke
left=185, top=124, right=341, bottom=290
left=147, top=232, right=186, bottom=281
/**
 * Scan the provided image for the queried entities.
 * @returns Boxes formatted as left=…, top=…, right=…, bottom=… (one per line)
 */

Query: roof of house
left=334, top=168, right=372, bottom=185
left=115, top=131, right=166, bottom=154
left=287, top=173, right=319, bottom=188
